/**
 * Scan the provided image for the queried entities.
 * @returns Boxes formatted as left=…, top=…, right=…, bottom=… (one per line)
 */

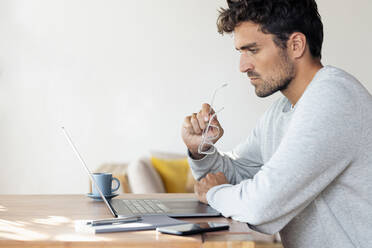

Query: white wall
left=0, top=0, right=371, bottom=194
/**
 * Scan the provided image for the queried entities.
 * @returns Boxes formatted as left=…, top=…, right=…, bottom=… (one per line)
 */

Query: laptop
left=62, top=127, right=221, bottom=218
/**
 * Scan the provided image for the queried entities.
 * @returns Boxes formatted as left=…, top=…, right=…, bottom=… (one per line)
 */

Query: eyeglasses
left=198, top=83, right=228, bottom=155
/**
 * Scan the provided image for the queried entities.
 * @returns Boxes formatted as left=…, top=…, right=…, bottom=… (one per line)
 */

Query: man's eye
left=238, top=49, right=258, bottom=56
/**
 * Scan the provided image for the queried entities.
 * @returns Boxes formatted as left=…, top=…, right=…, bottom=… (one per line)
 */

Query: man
left=181, top=0, right=372, bottom=248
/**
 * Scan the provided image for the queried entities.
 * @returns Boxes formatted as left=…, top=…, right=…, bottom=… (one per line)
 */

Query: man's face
left=234, top=22, right=295, bottom=97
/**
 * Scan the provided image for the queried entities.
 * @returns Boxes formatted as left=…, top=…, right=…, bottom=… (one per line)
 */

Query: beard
left=251, top=49, right=295, bottom=98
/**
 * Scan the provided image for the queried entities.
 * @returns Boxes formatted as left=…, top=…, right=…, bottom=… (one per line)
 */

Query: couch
left=92, top=152, right=195, bottom=194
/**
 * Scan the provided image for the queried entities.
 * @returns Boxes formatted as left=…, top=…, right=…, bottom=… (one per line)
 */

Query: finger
left=197, top=111, right=207, bottom=130
left=216, top=172, right=224, bottom=177
left=194, top=182, right=199, bottom=194
left=190, top=113, right=202, bottom=134
left=216, top=171, right=226, bottom=180
left=199, top=177, right=206, bottom=185
left=194, top=184, right=203, bottom=201
left=197, top=192, right=206, bottom=204
left=200, top=193, right=208, bottom=204
left=209, top=116, right=224, bottom=139
left=206, top=173, right=214, bottom=181
left=182, top=116, right=194, bottom=134
left=201, top=103, right=215, bottom=121
left=215, top=172, right=228, bottom=184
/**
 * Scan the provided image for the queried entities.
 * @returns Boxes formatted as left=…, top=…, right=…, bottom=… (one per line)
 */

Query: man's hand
left=181, top=103, right=224, bottom=160
left=194, top=172, right=228, bottom=204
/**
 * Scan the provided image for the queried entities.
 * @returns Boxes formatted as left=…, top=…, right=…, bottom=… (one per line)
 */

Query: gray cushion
left=127, top=156, right=166, bottom=193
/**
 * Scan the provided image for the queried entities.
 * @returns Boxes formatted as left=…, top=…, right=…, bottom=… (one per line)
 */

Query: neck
left=281, top=59, right=323, bottom=106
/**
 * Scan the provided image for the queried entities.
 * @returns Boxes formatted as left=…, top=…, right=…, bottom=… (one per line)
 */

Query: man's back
left=278, top=66, right=372, bottom=248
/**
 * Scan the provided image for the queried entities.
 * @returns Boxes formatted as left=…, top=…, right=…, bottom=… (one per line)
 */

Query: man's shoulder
left=302, top=65, right=369, bottom=104
left=293, top=65, right=372, bottom=124
left=309, top=65, right=364, bottom=94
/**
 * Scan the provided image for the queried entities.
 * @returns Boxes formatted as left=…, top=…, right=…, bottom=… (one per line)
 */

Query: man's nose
left=239, top=54, right=254, bottom=73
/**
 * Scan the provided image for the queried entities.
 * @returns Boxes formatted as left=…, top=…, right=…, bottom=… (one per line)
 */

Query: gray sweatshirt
left=188, top=66, right=372, bottom=248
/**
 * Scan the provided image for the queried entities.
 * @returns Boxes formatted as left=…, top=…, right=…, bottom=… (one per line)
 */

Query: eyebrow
left=235, top=42, right=258, bottom=51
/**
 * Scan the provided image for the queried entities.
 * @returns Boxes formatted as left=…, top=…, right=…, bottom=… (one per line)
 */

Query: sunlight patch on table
left=32, top=216, right=71, bottom=226
left=54, top=233, right=112, bottom=242
left=0, top=219, right=27, bottom=227
left=0, top=220, right=49, bottom=240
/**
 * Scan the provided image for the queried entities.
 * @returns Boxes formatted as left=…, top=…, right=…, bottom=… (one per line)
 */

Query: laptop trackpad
left=162, top=199, right=219, bottom=216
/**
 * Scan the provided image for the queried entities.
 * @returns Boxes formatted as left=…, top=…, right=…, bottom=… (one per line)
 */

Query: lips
left=249, top=78, right=260, bottom=86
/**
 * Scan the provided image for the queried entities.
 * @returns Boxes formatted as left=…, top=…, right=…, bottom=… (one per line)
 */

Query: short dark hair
left=217, top=0, right=324, bottom=58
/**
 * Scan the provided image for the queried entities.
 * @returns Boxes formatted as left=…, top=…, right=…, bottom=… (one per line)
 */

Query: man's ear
left=287, top=32, right=307, bottom=59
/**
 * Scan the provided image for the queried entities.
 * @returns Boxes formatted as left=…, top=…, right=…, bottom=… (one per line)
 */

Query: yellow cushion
left=150, top=157, right=191, bottom=193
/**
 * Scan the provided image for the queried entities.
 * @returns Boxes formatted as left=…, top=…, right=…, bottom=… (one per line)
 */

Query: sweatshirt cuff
left=187, top=147, right=215, bottom=161
left=187, top=148, right=219, bottom=180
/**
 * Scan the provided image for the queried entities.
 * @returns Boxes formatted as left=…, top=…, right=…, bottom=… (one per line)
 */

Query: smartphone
left=156, top=222, right=229, bottom=235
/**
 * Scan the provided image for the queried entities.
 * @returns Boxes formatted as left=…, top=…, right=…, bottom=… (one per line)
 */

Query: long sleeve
left=205, top=77, right=362, bottom=235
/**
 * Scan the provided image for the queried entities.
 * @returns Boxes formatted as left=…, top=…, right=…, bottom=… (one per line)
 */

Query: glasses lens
left=198, top=116, right=221, bottom=154
left=204, top=124, right=220, bottom=140
left=197, top=84, right=227, bottom=155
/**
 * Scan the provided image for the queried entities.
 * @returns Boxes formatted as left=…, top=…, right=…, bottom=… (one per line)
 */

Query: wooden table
left=0, top=194, right=283, bottom=248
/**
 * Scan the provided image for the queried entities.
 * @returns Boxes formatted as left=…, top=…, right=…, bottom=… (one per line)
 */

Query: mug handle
left=111, top=177, right=120, bottom=192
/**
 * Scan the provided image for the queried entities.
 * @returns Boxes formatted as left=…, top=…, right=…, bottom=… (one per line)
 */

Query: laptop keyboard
left=121, top=199, right=169, bottom=214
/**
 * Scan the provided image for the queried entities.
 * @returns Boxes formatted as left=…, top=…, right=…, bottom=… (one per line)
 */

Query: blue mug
left=91, top=173, right=120, bottom=196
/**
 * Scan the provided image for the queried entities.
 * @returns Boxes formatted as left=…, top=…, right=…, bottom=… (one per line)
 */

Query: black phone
left=156, top=222, right=230, bottom=235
